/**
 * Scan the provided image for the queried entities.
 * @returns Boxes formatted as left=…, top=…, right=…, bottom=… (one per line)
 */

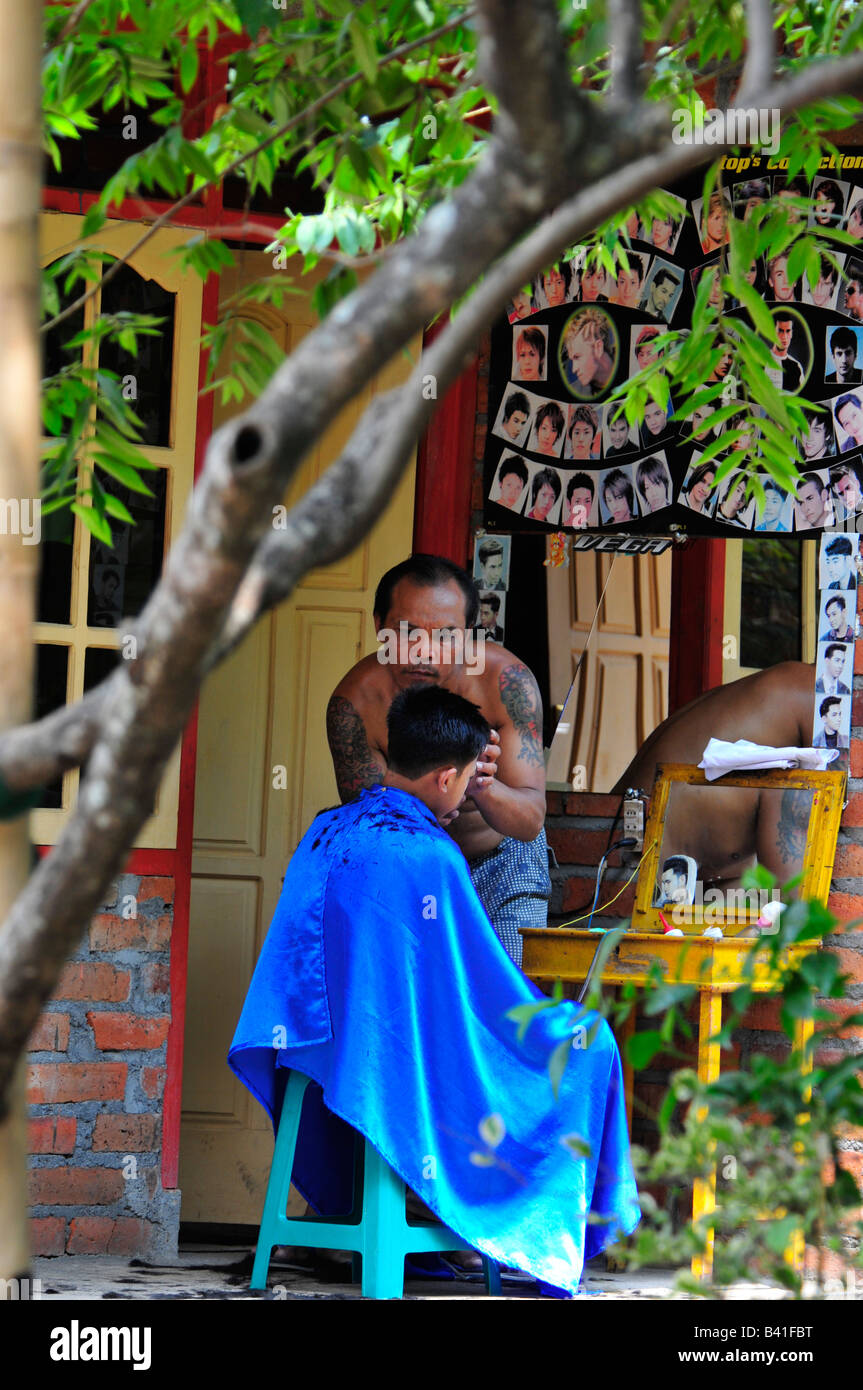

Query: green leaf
left=179, top=44, right=199, bottom=94
left=468, top=1150, right=496, bottom=1168
left=548, top=1036, right=573, bottom=1101
left=349, top=19, right=379, bottom=84
left=764, top=1214, right=800, bottom=1256
left=102, top=493, right=135, bottom=524
left=478, top=1113, right=505, bottom=1149
left=559, top=1132, right=592, bottom=1159
left=91, top=456, right=155, bottom=495
left=71, top=501, right=112, bottom=545
left=625, top=1030, right=664, bottom=1069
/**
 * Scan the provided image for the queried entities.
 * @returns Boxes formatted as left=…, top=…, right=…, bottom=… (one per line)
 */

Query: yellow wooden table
left=520, top=926, right=816, bottom=1278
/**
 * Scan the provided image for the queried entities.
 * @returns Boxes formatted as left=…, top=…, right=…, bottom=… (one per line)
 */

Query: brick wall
left=27, top=873, right=178, bottom=1258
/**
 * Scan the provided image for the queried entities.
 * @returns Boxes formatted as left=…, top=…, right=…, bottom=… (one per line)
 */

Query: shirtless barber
left=612, top=661, right=819, bottom=892
left=326, top=554, right=549, bottom=966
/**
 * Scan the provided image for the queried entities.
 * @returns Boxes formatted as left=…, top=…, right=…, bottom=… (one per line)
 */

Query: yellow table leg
left=691, top=988, right=723, bottom=1281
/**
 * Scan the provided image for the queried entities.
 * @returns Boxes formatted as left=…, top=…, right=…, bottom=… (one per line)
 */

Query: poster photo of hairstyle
left=816, top=637, right=854, bottom=696
left=795, top=468, right=835, bottom=532
left=492, top=388, right=535, bottom=447
left=640, top=395, right=677, bottom=450
left=803, top=254, right=844, bottom=312
left=512, top=324, right=548, bottom=382
left=524, top=462, right=564, bottom=525
left=577, top=253, right=610, bottom=304
left=719, top=407, right=762, bottom=460
left=733, top=177, right=771, bottom=221
left=473, top=534, right=511, bottom=592
left=559, top=469, right=598, bottom=529
left=646, top=194, right=686, bottom=255
left=812, top=691, right=851, bottom=749
left=837, top=256, right=863, bottom=323
left=810, top=176, right=849, bottom=229
left=845, top=192, right=863, bottom=240
left=599, top=464, right=639, bottom=526
left=819, top=530, right=860, bottom=590
left=608, top=251, right=651, bottom=311
left=478, top=589, right=506, bottom=644
left=528, top=399, right=567, bottom=458
left=565, top=402, right=603, bottom=461
left=640, top=257, right=684, bottom=324
left=824, top=323, right=863, bottom=384
left=829, top=458, right=863, bottom=526
left=507, top=286, right=536, bottom=322
left=489, top=452, right=529, bottom=513
left=772, top=174, right=811, bottom=222
left=630, top=324, right=665, bottom=376
left=689, top=257, right=723, bottom=311
left=833, top=391, right=863, bottom=453
left=765, top=249, right=801, bottom=304
left=752, top=474, right=793, bottom=532
left=536, top=260, right=577, bottom=310
left=713, top=471, right=755, bottom=529
left=692, top=188, right=731, bottom=254
left=818, top=588, right=856, bottom=643
left=684, top=400, right=720, bottom=446
left=634, top=451, right=672, bottom=515
left=680, top=453, right=719, bottom=516
left=604, top=403, right=637, bottom=456
left=800, top=402, right=837, bottom=461
left=559, top=307, right=619, bottom=400
left=765, top=307, right=811, bottom=394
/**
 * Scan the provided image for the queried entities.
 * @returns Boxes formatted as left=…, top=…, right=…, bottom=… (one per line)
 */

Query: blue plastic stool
left=250, top=1069, right=501, bottom=1299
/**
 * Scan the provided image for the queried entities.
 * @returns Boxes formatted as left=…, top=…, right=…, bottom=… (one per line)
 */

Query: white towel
left=698, top=737, right=840, bottom=782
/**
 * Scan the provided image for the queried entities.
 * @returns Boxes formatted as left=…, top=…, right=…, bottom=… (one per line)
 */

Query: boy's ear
left=436, top=765, right=458, bottom=794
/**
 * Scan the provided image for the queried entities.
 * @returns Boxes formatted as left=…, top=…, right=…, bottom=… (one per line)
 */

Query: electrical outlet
left=623, top=797, right=644, bottom=852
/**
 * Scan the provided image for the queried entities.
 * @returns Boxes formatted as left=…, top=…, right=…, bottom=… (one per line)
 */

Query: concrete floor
left=28, top=1245, right=792, bottom=1300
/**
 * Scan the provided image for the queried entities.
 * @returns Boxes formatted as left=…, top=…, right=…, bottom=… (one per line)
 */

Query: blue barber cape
left=228, top=785, right=639, bottom=1292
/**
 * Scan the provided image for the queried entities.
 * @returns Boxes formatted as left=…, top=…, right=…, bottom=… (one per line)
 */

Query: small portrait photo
left=512, top=324, right=548, bottom=382
left=829, top=458, right=863, bottom=525
left=608, top=251, right=651, bottom=311
left=528, top=398, right=567, bottom=459
left=833, top=391, right=863, bottom=453
left=795, top=469, right=835, bottom=531
left=825, top=323, right=863, bottom=385
left=473, top=535, right=511, bottom=592
left=599, top=464, right=639, bottom=526
left=90, top=565, right=124, bottom=628
left=765, top=308, right=812, bottom=394
left=800, top=402, right=837, bottom=462
left=646, top=195, right=686, bottom=256
left=816, top=639, right=853, bottom=697
left=803, top=253, right=845, bottom=312
left=772, top=174, right=810, bottom=223
left=812, top=692, right=851, bottom=750
left=577, top=254, right=610, bottom=304
left=640, top=395, right=677, bottom=450
left=844, top=193, right=863, bottom=241
left=690, top=257, right=723, bottom=311
left=684, top=399, right=721, bottom=447
left=693, top=188, right=732, bottom=254
left=729, top=257, right=766, bottom=307
left=810, top=176, right=849, bottom=229
left=634, top=451, right=673, bottom=516
left=604, top=403, right=637, bottom=457
left=630, top=324, right=666, bottom=376
left=560, top=469, right=599, bottom=529
left=719, top=406, right=763, bottom=460
left=640, top=257, right=684, bottom=323
left=507, top=285, right=536, bottom=323
left=559, top=307, right=619, bottom=400
left=819, top=589, right=856, bottom=643
left=820, top=531, right=860, bottom=590
left=564, top=402, right=603, bottom=462
left=491, top=387, right=536, bottom=448
left=765, top=249, right=801, bottom=304
left=680, top=453, right=719, bottom=517
left=489, top=452, right=529, bottom=513
left=656, top=854, right=698, bottom=908
left=733, top=177, right=771, bottom=221
left=837, top=256, right=863, bottom=323
left=752, top=475, right=793, bottom=532
left=523, top=462, right=564, bottom=526
left=622, top=208, right=646, bottom=243
left=713, top=471, right=755, bottom=529
left=535, top=260, right=577, bottom=311
left=478, top=590, right=506, bottom=644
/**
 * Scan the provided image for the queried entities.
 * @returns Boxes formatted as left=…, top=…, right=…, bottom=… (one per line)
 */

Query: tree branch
left=46, top=0, right=99, bottom=50
left=608, top=0, right=643, bottom=108
left=738, top=0, right=776, bottom=103
left=42, top=4, right=478, bottom=334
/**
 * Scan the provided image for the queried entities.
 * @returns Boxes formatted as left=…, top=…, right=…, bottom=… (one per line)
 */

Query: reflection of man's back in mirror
left=613, top=662, right=816, bottom=893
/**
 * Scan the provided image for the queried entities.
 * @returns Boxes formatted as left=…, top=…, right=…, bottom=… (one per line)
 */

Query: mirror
left=631, top=763, right=845, bottom=936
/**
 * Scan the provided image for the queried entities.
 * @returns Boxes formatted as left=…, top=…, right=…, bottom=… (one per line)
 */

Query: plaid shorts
left=468, top=828, right=551, bottom=968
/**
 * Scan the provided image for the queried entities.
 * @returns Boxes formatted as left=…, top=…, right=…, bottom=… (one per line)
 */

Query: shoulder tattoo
left=326, top=695, right=385, bottom=799
left=776, top=788, right=809, bottom=865
left=499, top=662, right=544, bottom=766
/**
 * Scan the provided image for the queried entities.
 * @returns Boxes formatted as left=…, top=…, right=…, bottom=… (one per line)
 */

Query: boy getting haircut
left=386, top=686, right=490, bottom=781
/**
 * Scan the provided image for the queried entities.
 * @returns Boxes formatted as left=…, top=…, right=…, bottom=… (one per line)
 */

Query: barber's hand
left=466, top=729, right=501, bottom=799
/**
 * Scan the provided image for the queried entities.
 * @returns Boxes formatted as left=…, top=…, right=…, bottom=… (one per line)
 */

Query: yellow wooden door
left=179, top=253, right=417, bottom=1224
left=546, top=548, right=671, bottom=791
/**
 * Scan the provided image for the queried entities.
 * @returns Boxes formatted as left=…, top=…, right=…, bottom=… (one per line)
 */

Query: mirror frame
left=631, top=762, right=847, bottom=935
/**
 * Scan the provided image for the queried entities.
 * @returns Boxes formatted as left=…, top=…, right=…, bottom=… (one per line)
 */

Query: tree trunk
left=0, top=0, right=43, bottom=1278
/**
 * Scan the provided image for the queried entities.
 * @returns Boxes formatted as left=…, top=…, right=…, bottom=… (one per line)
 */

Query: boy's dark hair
left=499, top=454, right=529, bottom=487
left=386, top=686, right=490, bottom=780
left=374, top=555, right=479, bottom=628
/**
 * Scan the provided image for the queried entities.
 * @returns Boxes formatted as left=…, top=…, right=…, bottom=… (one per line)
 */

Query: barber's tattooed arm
left=776, top=788, right=810, bottom=866
left=326, top=695, right=387, bottom=800
left=499, top=662, right=544, bottom=767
